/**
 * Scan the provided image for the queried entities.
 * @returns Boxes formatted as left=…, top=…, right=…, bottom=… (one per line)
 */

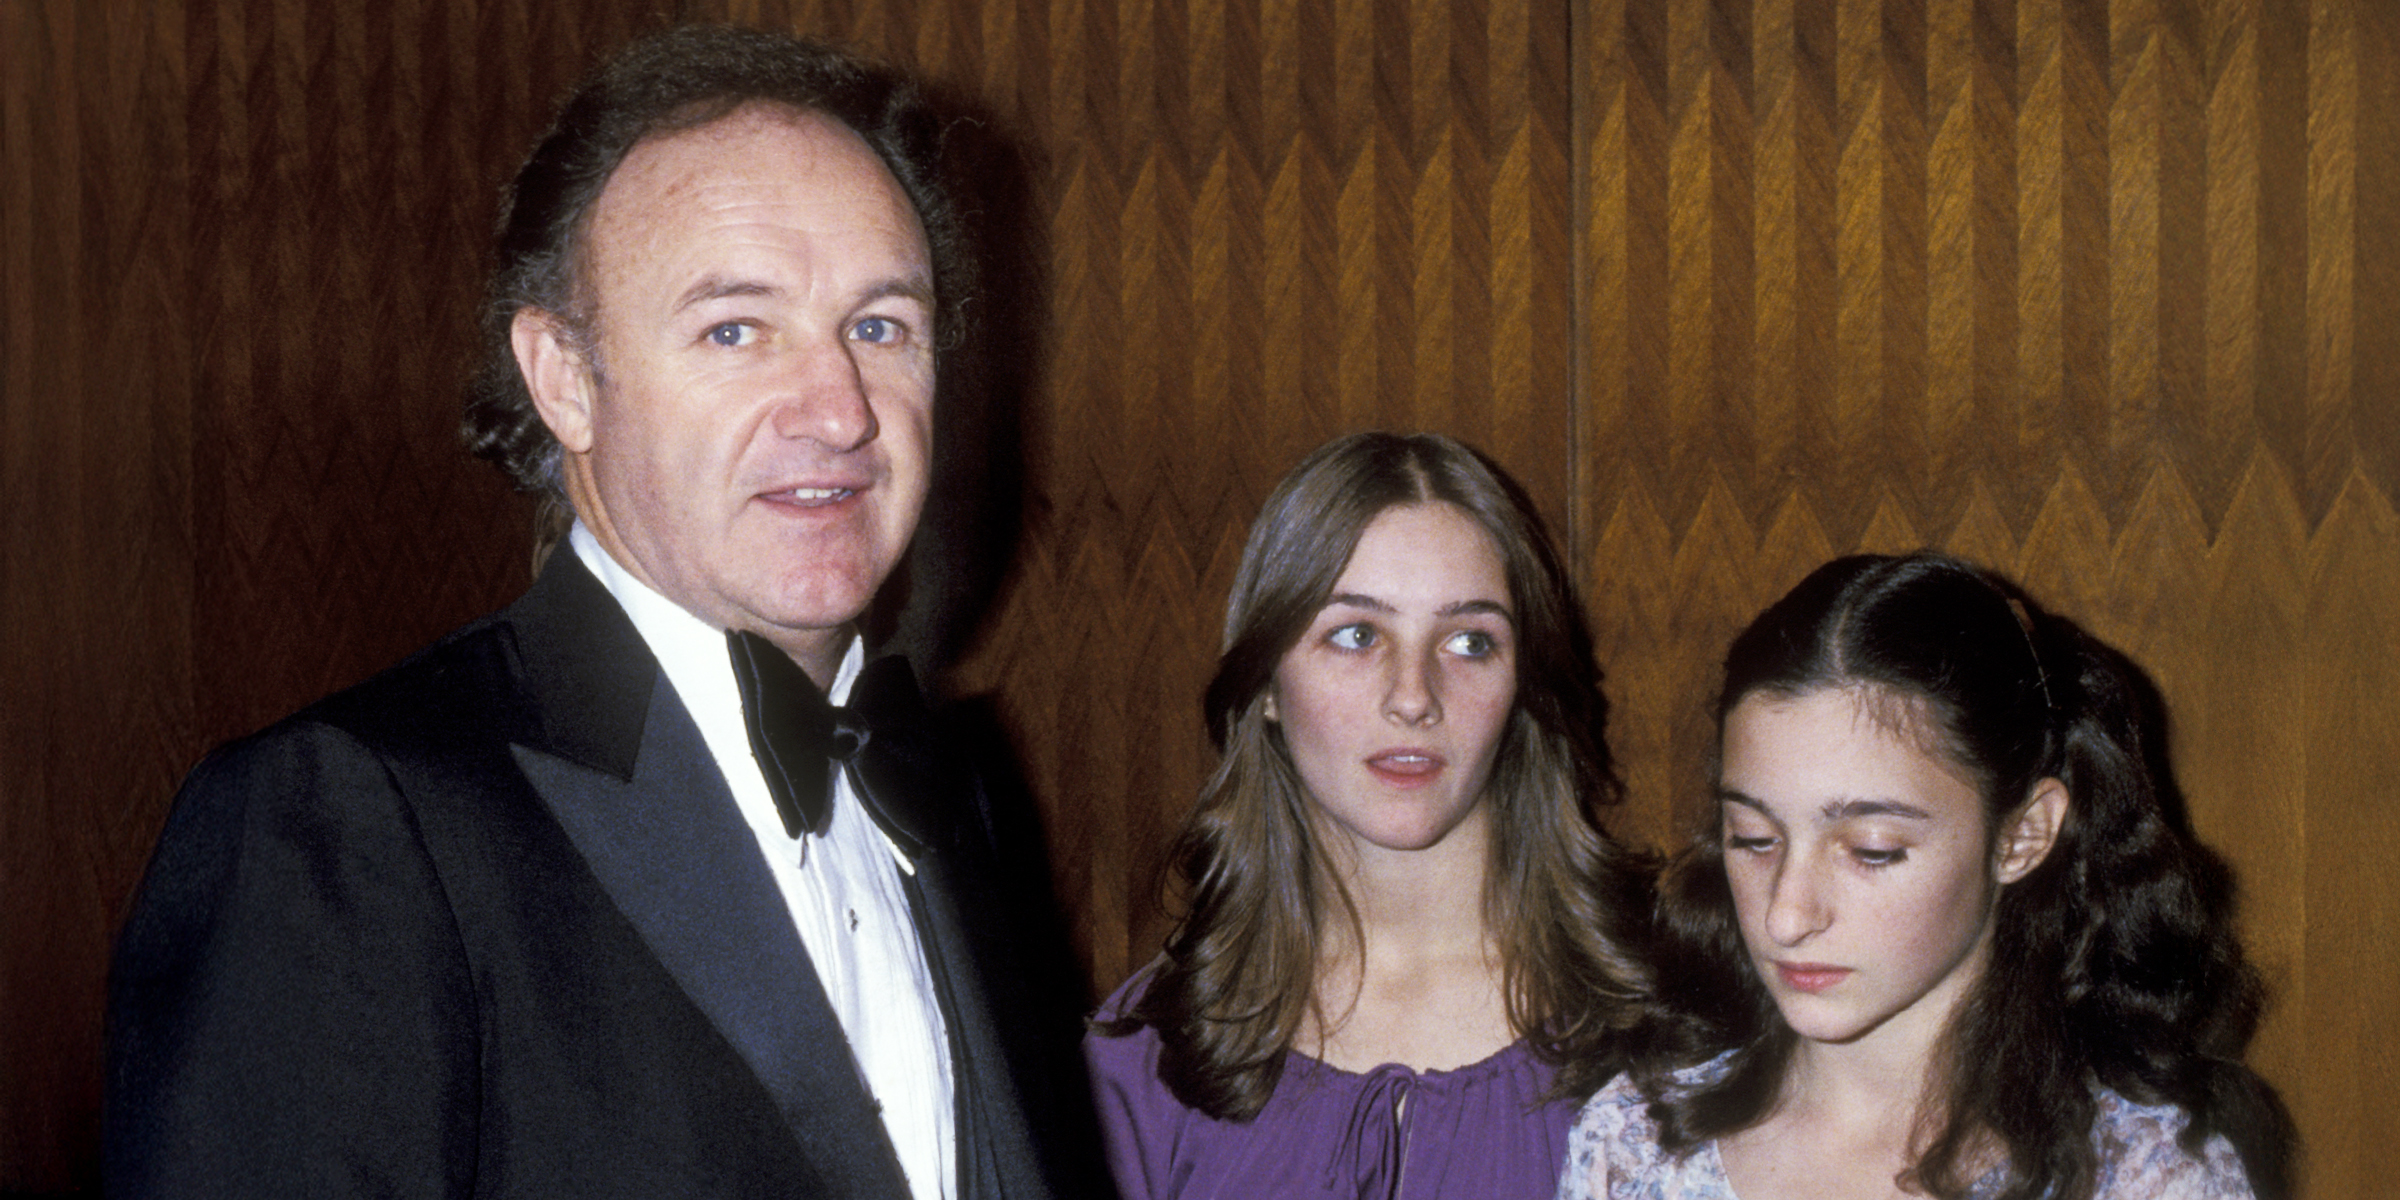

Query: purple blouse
left=1084, top=978, right=1581, bottom=1200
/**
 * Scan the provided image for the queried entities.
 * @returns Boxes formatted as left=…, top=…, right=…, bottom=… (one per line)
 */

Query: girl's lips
left=1774, top=962, right=1852, bottom=994
left=1364, top=751, right=1444, bottom=785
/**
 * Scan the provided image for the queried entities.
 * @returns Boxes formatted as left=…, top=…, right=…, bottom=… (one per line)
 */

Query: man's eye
left=706, top=322, right=757, bottom=347
left=1327, top=624, right=1375, bottom=651
left=1443, top=629, right=1498, bottom=657
left=1851, top=846, right=1907, bottom=867
left=850, top=316, right=905, bottom=344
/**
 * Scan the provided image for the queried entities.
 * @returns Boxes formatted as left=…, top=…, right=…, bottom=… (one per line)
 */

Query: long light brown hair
left=1100, top=431, right=1658, bottom=1120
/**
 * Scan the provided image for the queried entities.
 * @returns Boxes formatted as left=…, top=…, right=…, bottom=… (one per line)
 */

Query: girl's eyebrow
left=1321, top=595, right=1514, bottom=621
left=1821, top=798, right=1932, bottom=822
left=1323, top=592, right=1394, bottom=613
left=1715, top=790, right=1931, bottom=823
left=1717, top=788, right=1771, bottom=816
left=1439, top=599, right=1514, bottom=622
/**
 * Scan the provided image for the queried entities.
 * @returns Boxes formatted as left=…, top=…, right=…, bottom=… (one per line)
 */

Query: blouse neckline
left=1283, top=1037, right=1539, bottom=1088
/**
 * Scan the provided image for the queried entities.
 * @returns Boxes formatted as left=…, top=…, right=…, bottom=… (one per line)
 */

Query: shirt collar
left=566, top=521, right=863, bottom=740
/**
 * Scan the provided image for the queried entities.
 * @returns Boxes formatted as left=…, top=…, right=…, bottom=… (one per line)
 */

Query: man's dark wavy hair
left=460, top=24, right=973, bottom=498
left=1629, top=552, right=2295, bottom=1200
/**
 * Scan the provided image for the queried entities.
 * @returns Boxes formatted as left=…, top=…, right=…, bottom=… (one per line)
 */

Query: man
left=107, top=26, right=1078, bottom=1199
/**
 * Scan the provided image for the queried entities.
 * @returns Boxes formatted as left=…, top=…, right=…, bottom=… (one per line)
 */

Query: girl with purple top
left=1084, top=432, right=1659, bottom=1199
left=1559, top=553, right=2294, bottom=1200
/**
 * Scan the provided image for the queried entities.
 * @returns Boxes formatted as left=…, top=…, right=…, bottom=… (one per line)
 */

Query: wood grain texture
left=1, top=0, right=577, bottom=1187
left=5, top=0, right=2394, bottom=1194
left=1, top=3, right=193, bottom=1178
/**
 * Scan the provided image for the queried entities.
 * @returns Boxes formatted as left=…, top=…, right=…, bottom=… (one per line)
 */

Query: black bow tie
left=726, top=631, right=936, bottom=855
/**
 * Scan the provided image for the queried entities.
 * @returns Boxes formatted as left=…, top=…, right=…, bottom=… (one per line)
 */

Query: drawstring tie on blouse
left=1325, top=1063, right=1417, bottom=1200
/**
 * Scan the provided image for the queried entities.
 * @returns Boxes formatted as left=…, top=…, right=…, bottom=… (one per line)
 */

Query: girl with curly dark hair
left=1560, top=552, right=2293, bottom=1200
left=1085, top=432, right=1659, bottom=1199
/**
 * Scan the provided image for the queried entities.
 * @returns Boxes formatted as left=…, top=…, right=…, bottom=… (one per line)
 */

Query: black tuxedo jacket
left=107, top=555, right=1073, bottom=1199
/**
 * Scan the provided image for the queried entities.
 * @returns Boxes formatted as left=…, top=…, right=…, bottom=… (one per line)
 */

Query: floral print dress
left=1556, top=1064, right=2256, bottom=1200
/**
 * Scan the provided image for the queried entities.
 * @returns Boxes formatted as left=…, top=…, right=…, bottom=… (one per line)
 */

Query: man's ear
left=512, top=308, right=597, bottom=454
left=1996, top=777, right=2070, bottom=884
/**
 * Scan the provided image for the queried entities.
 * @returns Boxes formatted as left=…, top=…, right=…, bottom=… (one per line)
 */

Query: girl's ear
left=1996, top=778, right=2070, bottom=884
left=1261, top=690, right=1280, bottom=723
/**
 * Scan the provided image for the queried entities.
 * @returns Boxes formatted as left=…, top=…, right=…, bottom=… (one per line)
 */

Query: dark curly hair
left=460, top=24, right=974, bottom=498
left=1632, top=552, right=2294, bottom=1200
left=1099, top=432, right=1660, bottom=1119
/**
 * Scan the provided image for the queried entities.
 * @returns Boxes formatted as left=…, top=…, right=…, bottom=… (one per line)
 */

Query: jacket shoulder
left=293, top=610, right=531, bottom=758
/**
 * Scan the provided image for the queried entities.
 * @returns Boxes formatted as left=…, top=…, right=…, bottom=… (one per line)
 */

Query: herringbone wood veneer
left=5, top=0, right=2394, bottom=1194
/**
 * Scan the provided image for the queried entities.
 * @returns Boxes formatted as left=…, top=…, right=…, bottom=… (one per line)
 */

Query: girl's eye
left=850, top=315, right=905, bottom=344
left=1851, top=846, right=1907, bottom=867
left=1327, top=624, right=1376, bottom=651
left=1442, top=629, right=1499, bottom=657
left=705, top=322, right=757, bottom=347
left=1725, top=833, right=1778, bottom=855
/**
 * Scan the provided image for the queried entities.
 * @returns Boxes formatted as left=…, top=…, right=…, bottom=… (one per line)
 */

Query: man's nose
left=1382, top=648, right=1442, bottom=726
left=770, top=337, right=878, bottom=451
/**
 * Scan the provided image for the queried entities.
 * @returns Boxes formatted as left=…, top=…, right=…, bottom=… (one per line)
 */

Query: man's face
left=522, top=103, right=936, bottom=676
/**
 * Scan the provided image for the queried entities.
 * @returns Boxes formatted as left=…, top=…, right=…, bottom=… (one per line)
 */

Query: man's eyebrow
left=858, top=276, right=936, bottom=308
left=673, top=275, right=778, bottom=312
left=670, top=274, right=937, bottom=314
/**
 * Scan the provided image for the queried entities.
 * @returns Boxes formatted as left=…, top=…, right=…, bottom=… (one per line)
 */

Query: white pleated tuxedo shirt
left=571, top=523, right=954, bottom=1200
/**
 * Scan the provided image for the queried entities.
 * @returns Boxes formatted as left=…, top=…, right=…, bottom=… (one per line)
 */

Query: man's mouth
left=770, top=486, right=856, bottom=505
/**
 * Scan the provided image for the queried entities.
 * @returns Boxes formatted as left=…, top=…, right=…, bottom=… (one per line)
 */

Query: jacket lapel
left=853, top=706, right=1049, bottom=1200
left=897, top=853, right=1045, bottom=1200
left=499, top=557, right=913, bottom=1198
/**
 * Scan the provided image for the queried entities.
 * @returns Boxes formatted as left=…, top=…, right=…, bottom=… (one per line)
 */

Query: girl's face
left=1717, top=687, right=2053, bottom=1047
left=1267, top=502, right=1518, bottom=862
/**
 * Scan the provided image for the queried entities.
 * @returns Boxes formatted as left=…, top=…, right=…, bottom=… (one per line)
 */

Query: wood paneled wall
left=4, top=0, right=2392, bottom=1194
left=0, top=1, right=622, bottom=1185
